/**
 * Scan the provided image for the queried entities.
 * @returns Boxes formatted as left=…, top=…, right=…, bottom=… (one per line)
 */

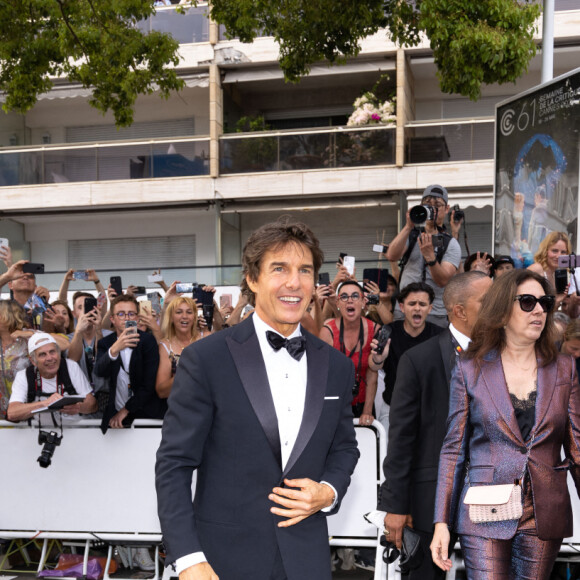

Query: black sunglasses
left=514, top=294, right=555, bottom=313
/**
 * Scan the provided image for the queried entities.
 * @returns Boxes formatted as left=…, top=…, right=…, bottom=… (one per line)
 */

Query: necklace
left=173, top=337, right=192, bottom=351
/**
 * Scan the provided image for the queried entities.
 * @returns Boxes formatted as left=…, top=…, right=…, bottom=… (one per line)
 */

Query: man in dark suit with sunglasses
left=156, top=218, right=359, bottom=580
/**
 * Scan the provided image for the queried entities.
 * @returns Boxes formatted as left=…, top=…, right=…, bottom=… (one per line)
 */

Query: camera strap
left=339, top=318, right=364, bottom=381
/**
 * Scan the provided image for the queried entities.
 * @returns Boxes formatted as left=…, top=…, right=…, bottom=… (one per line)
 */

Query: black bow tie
left=266, top=331, right=306, bottom=361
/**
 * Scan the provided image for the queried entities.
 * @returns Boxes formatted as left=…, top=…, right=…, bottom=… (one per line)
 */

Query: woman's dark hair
left=465, top=269, right=558, bottom=366
left=50, top=300, right=75, bottom=334
left=241, top=216, right=324, bottom=305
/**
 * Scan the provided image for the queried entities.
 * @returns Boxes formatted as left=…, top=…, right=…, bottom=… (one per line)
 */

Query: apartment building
left=1, top=1, right=579, bottom=290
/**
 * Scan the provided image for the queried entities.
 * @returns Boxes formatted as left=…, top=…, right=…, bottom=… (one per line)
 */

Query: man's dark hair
left=72, top=291, right=94, bottom=309
left=110, top=294, right=139, bottom=315
left=397, top=282, right=435, bottom=305
left=241, top=216, right=324, bottom=305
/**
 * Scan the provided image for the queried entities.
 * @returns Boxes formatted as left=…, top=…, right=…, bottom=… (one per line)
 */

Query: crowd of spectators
left=1, top=183, right=580, bottom=575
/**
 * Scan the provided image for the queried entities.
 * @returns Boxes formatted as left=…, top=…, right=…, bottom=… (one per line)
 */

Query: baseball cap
left=422, top=184, right=448, bottom=204
left=494, top=255, right=515, bottom=267
left=28, top=332, right=58, bottom=354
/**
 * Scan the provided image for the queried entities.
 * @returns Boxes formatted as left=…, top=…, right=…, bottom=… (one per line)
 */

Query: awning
left=406, top=191, right=494, bottom=210
left=223, top=60, right=396, bottom=84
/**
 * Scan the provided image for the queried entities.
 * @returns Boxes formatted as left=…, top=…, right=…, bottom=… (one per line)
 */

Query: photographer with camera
left=386, top=185, right=461, bottom=327
left=7, top=333, right=96, bottom=422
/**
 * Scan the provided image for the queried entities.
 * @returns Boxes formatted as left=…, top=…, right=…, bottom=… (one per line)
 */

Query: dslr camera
left=374, top=325, right=392, bottom=355
left=409, top=204, right=436, bottom=226
left=37, top=430, right=62, bottom=468
left=451, top=204, right=464, bottom=222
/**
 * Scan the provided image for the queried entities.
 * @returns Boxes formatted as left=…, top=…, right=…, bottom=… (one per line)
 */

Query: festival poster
left=495, top=67, right=580, bottom=265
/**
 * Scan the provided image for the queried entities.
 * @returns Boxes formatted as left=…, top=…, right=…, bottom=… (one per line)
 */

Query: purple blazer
left=434, top=351, right=580, bottom=540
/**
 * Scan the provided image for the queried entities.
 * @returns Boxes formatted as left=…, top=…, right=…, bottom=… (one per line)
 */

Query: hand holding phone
left=110, top=276, right=123, bottom=296
left=22, top=262, right=45, bottom=274
left=343, top=256, right=355, bottom=276
left=73, top=270, right=89, bottom=281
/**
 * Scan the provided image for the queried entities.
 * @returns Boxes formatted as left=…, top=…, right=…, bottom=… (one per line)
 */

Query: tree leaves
left=0, top=0, right=183, bottom=126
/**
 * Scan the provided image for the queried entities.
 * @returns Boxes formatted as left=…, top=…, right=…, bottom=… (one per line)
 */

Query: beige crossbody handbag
left=463, top=431, right=534, bottom=524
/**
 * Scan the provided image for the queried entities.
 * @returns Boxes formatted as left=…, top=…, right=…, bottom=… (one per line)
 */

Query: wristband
left=372, top=357, right=383, bottom=366
left=425, top=259, right=437, bottom=267
left=94, top=279, right=100, bottom=284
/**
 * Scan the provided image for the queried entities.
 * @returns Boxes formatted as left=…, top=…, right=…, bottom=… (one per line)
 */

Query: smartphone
left=558, top=255, right=577, bottom=269
left=363, top=268, right=389, bottom=293
left=555, top=269, right=568, bottom=294
left=338, top=252, right=347, bottom=265
left=110, top=276, right=123, bottom=296
left=84, top=296, right=98, bottom=314
left=147, top=273, right=164, bottom=283
left=0, top=238, right=8, bottom=249
left=22, top=262, right=45, bottom=274
left=193, top=286, right=214, bottom=305
left=343, top=256, right=355, bottom=276
left=374, top=325, right=392, bottom=355
left=220, top=294, right=232, bottom=309
left=73, top=270, right=89, bottom=281
left=147, top=292, right=162, bottom=315
left=125, top=320, right=138, bottom=334
left=140, top=300, right=152, bottom=314
left=133, top=286, right=146, bottom=296
left=318, top=272, right=330, bottom=286
left=372, top=244, right=389, bottom=254
left=176, top=283, right=194, bottom=293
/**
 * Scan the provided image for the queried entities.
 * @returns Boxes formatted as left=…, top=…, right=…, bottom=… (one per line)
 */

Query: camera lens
left=409, top=205, right=435, bottom=225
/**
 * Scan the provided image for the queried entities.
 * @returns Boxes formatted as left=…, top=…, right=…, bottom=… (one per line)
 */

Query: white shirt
left=449, top=323, right=471, bottom=352
left=10, top=359, right=93, bottom=424
left=175, top=314, right=336, bottom=574
left=108, top=346, right=133, bottom=411
left=253, top=313, right=308, bottom=468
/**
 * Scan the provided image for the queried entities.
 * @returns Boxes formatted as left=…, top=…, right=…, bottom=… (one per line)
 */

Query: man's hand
left=0, top=245, right=13, bottom=268
left=384, top=513, right=413, bottom=550
left=43, top=308, right=67, bottom=332
left=60, top=402, right=82, bottom=415
left=417, top=233, right=436, bottom=263
left=179, top=562, right=219, bottom=580
left=35, top=286, right=50, bottom=302
left=111, top=328, right=140, bottom=356
left=448, top=209, right=464, bottom=240
left=269, top=478, right=335, bottom=527
left=4, top=259, right=28, bottom=282
left=109, top=407, right=129, bottom=429
left=76, top=309, right=100, bottom=334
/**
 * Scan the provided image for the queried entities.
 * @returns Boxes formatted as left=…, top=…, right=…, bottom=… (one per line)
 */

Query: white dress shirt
left=449, top=323, right=470, bottom=352
left=108, top=346, right=133, bottom=411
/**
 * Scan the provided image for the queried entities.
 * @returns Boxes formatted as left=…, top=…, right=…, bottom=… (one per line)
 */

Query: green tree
left=212, top=0, right=542, bottom=100
left=0, top=1, right=183, bottom=127
left=0, top=0, right=542, bottom=127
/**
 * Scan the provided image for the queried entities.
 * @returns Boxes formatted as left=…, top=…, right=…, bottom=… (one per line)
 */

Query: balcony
left=405, top=119, right=494, bottom=164
left=137, top=4, right=210, bottom=44
left=0, top=138, right=210, bottom=186
left=219, top=125, right=396, bottom=174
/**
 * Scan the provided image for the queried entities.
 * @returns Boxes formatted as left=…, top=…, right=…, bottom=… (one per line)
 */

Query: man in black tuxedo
left=377, top=271, right=491, bottom=579
left=156, top=218, right=359, bottom=580
left=94, top=294, right=164, bottom=433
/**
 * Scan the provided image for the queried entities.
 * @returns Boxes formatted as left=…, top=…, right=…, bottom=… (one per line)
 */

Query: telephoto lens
left=409, top=205, right=435, bottom=225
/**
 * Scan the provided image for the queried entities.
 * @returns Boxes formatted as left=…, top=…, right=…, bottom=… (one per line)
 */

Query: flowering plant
left=347, top=92, right=396, bottom=127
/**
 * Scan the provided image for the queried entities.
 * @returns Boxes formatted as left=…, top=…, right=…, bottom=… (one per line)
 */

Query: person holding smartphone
left=94, top=294, right=164, bottom=433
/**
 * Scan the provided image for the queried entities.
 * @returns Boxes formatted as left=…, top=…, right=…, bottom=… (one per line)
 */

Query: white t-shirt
left=10, top=359, right=93, bottom=423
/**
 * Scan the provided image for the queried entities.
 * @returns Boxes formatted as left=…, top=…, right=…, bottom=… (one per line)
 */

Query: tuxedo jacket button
left=519, top=446, right=527, bottom=454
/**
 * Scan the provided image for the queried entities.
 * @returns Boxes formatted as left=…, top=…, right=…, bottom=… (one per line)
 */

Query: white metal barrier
left=0, top=419, right=388, bottom=579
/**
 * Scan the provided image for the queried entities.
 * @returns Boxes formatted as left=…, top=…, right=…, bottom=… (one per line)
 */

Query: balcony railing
left=219, top=125, right=396, bottom=174
left=0, top=138, right=210, bottom=186
left=137, top=4, right=210, bottom=44
left=404, top=119, right=494, bottom=163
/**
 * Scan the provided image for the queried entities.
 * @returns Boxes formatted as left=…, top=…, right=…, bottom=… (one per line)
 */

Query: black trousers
left=403, top=528, right=455, bottom=580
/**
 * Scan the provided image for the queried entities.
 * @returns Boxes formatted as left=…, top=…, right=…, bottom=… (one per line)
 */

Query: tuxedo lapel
left=226, top=318, right=282, bottom=469
left=283, top=331, right=329, bottom=477
left=480, top=353, right=524, bottom=444
left=534, top=358, right=558, bottom=431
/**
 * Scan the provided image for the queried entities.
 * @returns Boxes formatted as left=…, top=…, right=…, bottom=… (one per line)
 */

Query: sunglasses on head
left=514, top=294, right=555, bottom=313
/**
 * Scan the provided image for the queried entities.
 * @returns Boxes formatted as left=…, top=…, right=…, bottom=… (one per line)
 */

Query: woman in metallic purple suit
left=430, top=269, right=580, bottom=578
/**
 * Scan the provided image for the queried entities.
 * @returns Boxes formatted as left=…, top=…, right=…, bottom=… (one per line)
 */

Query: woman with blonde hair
left=0, top=300, right=31, bottom=417
left=155, top=296, right=201, bottom=398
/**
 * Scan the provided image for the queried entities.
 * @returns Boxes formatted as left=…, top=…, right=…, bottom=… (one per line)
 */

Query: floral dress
left=0, top=338, right=30, bottom=418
